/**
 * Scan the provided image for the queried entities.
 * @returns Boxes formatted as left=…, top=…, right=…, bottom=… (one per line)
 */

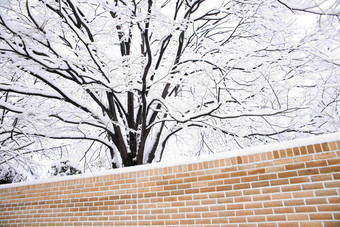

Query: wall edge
left=1, top=131, right=339, bottom=189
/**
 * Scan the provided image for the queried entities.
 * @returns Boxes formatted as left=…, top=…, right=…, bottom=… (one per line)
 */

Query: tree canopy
left=0, top=0, right=339, bottom=180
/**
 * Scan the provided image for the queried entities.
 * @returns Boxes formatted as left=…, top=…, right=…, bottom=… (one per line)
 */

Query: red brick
left=221, top=166, right=237, bottom=173
left=165, top=220, right=179, bottom=225
left=256, top=161, right=273, bottom=168
left=279, top=223, right=299, bottom=227
left=230, top=171, right=247, bottom=177
left=281, top=185, right=301, bottom=192
left=294, top=155, right=314, bottom=162
left=272, top=192, right=292, bottom=200
left=209, top=192, right=226, bottom=199
left=202, top=212, right=218, bottom=218
left=264, top=201, right=283, bottom=208
left=267, top=215, right=286, bottom=221
left=286, top=148, right=293, bottom=157
left=274, top=207, right=294, bottom=214
left=185, top=213, right=200, bottom=219
left=236, top=209, right=253, bottom=216
left=311, top=174, right=333, bottom=182
left=227, top=203, right=244, bottom=210
left=194, top=206, right=209, bottom=212
left=214, top=173, right=230, bottom=180
left=329, top=197, right=340, bottom=203
left=241, top=175, right=258, bottom=182
left=292, top=191, right=314, bottom=198
left=287, top=214, right=309, bottom=220
left=201, top=199, right=217, bottom=205
left=290, top=176, right=309, bottom=184
left=317, top=205, right=340, bottom=211
left=306, top=160, right=328, bottom=168
left=258, top=224, right=277, bottom=227
left=262, top=187, right=280, bottom=194
left=278, top=171, right=298, bottom=178
left=218, top=197, right=233, bottom=204
left=324, top=222, right=340, bottom=227
left=335, top=213, right=340, bottom=220
left=315, top=189, right=338, bottom=197
left=247, top=216, right=266, bottom=222
left=283, top=199, right=304, bottom=206
left=254, top=208, right=273, bottom=215
left=328, top=158, right=340, bottom=165
left=253, top=194, right=271, bottom=201
left=300, top=222, right=323, bottom=227
left=243, top=189, right=261, bottom=195
left=270, top=179, right=289, bottom=186
left=199, top=187, right=217, bottom=196
left=266, top=166, right=284, bottom=173
left=320, top=166, right=340, bottom=173
left=239, top=163, right=257, bottom=170
left=224, top=178, right=241, bottom=184
left=315, top=152, right=336, bottom=160
left=306, top=198, right=328, bottom=205
left=242, top=155, right=249, bottom=164
left=210, top=205, right=226, bottom=211
left=170, top=190, right=184, bottom=196
left=183, top=176, right=198, bottom=183
left=196, top=219, right=211, bottom=224
left=208, top=179, right=224, bottom=186
left=247, top=168, right=265, bottom=175
left=295, top=206, right=317, bottom=212
left=321, top=143, right=330, bottom=151
left=280, top=149, right=287, bottom=158
left=251, top=181, right=270, bottom=188
left=229, top=216, right=247, bottom=223
left=334, top=173, right=340, bottom=179
left=329, top=142, right=338, bottom=150
left=225, top=190, right=242, bottom=197
left=307, top=145, right=315, bottom=153
left=218, top=210, right=235, bottom=217
left=259, top=173, right=277, bottom=180
left=298, top=168, right=319, bottom=176
left=168, top=178, right=183, bottom=185
left=286, top=163, right=305, bottom=170
left=245, top=202, right=263, bottom=209
left=234, top=196, right=252, bottom=203
left=314, top=144, right=323, bottom=153
left=300, top=146, right=308, bottom=155
left=293, top=147, right=300, bottom=155
left=248, top=154, right=261, bottom=162
left=180, top=219, right=194, bottom=225
left=233, top=183, right=251, bottom=190
left=302, top=183, right=324, bottom=190
left=274, top=158, right=293, bottom=165
left=239, top=223, right=257, bottom=227
left=310, top=213, right=333, bottom=220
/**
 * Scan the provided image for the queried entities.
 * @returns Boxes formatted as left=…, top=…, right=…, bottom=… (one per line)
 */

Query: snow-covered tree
left=50, top=159, right=82, bottom=177
left=0, top=0, right=339, bottom=170
left=0, top=167, right=24, bottom=184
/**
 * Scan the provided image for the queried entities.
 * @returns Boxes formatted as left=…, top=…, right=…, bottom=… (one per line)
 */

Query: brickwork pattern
left=0, top=140, right=340, bottom=226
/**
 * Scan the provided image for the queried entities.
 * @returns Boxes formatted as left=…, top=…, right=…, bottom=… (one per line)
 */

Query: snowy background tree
left=50, top=159, right=82, bottom=177
left=0, top=0, right=339, bottom=181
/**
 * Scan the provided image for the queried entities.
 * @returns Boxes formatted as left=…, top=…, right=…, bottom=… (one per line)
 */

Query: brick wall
left=1, top=135, right=340, bottom=226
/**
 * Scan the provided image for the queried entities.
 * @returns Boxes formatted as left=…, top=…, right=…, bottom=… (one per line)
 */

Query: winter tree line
left=0, top=0, right=339, bottom=183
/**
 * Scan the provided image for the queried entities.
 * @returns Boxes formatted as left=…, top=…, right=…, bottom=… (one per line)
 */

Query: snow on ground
left=1, top=131, right=339, bottom=189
